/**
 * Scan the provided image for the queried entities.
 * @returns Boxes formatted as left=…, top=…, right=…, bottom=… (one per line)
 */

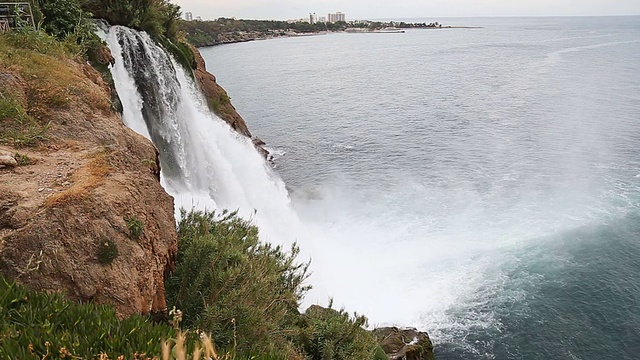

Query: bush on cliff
left=166, top=209, right=311, bottom=358
left=36, top=0, right=94, bottom=41
left=293, top=302, right=382, bottom=360
left=165, top=210, right=388, bottom=360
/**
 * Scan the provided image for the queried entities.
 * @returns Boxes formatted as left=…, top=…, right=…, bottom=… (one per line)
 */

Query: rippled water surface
left=201, top=16, right=640, bottom=359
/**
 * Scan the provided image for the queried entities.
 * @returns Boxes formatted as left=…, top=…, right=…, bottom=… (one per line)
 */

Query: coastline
left=194, top=26, right=482, bottom=48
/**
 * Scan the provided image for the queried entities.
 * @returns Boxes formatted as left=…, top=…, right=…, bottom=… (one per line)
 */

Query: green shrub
left=156, top=36, right=196, bottom=72
left=37, top=0, right=88, bottom=39
left=166, top=209, right=311, bottom=357
left=97, top=238, right=118, bottom=264
left=0, top=276, right=176, bottom=358
left=293, top=301, right=380, bottom=360
left=14, top=153, right=32, bottom=166
left=125, top=216, right=144, bottom=239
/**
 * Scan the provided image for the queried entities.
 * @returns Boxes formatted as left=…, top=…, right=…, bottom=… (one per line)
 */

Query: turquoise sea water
left=201, top=17, right=640, bottom=359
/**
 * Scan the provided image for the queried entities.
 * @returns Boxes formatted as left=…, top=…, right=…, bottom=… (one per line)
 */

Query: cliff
left=190, top=45, right=271, bottom=158
left=191, top=44, right=251, bottom=137
left=0, top=36, right=177, bottom=318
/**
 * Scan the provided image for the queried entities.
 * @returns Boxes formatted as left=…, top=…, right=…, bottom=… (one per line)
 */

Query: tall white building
left=309, top=13, right=317, bottom=24
left=327, top=12, right=345, bottom=23
left=184, top=12, right=193, bottom=21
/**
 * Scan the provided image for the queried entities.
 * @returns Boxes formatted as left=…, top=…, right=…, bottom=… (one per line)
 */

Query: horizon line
left=192, top=14, right=640, bottom=21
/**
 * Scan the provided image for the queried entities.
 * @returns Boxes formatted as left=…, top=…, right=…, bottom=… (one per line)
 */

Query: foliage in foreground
left=0, top=277, right=175, bottom=359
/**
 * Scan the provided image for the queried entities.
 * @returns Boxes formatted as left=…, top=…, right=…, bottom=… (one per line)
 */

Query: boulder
left=0, top=152, right=17, bottom=167
left=373, top=327, right=435, bottom=360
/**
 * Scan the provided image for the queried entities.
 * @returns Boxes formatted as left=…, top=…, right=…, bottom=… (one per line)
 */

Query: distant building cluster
left=184, top=12, right=202, bottom=21
left=303, top=11, right=345, bottom=24
left=327, top=12, right=346, bottom=23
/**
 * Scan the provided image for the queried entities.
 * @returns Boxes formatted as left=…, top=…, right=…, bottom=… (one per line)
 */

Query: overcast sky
left=172, top=0, right=640, bottom=20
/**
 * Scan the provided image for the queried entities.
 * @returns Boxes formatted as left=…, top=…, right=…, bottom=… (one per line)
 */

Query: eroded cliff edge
left=0, top=40, right=177, bottom=318
left=190, top=45, right=270, bottom=157
left=191, top=44, right=251, bottom=137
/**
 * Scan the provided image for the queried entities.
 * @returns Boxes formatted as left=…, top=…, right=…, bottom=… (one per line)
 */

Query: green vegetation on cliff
left=0, top=29, right=98, bottom=147
left=166, top=210, right=310, bottom=357
left=166, top=210, right=384, bottom=359
left=1, top=0, right=195, bottom=69
left=81, top=0, right=196, bottom=69
left=0, top=210, right=386, bottom=359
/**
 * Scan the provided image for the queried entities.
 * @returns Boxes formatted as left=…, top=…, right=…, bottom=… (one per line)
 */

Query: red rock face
left=191, top=45, right=252, bottom=137
left=0, top=51, right=177, bottom=318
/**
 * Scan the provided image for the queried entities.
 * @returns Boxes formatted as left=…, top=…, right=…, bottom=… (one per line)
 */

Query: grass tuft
left=14, top=152, right=32, bottom=166
left=125, top=216, right=144, bottom=240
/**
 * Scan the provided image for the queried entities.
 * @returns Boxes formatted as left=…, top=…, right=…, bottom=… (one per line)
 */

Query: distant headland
left=180, top=18, right=482, bottom=47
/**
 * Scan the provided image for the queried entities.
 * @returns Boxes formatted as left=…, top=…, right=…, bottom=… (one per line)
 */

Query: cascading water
left=97, top=18, right=640, bottom=359
left=99, top=25, right=302, bottom=248
left=96, top=24, right=518, bottom=331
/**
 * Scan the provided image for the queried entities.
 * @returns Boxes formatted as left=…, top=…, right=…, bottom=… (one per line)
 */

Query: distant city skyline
left=172, top=0, right=640, bottom=21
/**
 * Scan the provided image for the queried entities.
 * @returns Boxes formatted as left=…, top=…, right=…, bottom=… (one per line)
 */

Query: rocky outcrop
left=0, top=46, right=177, bottom=318
left=191, top=45, right=251, bottom=137
left=190, top=46, right=271, bottom=159
left=191, top=46, right=271, bottom=159
left=373, top=327, right=435, bottom=360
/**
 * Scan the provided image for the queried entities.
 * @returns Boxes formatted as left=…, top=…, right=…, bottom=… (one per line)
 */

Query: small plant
left=162, top=331, right=218, bottom=360
left=125, top=216, right=144, bottom=239
left=14, top=153, right=31, bottom=166
left=142, top=157, right=159, bottom=173
left=97, top=238, right=118, bottom=264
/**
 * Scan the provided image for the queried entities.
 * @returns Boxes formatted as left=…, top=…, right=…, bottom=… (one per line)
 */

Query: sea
left=199, top=17, right=640, bottom=359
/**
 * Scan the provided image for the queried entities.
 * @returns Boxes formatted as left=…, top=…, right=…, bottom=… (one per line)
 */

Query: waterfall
left=100, top=25, right=301, bottom=246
